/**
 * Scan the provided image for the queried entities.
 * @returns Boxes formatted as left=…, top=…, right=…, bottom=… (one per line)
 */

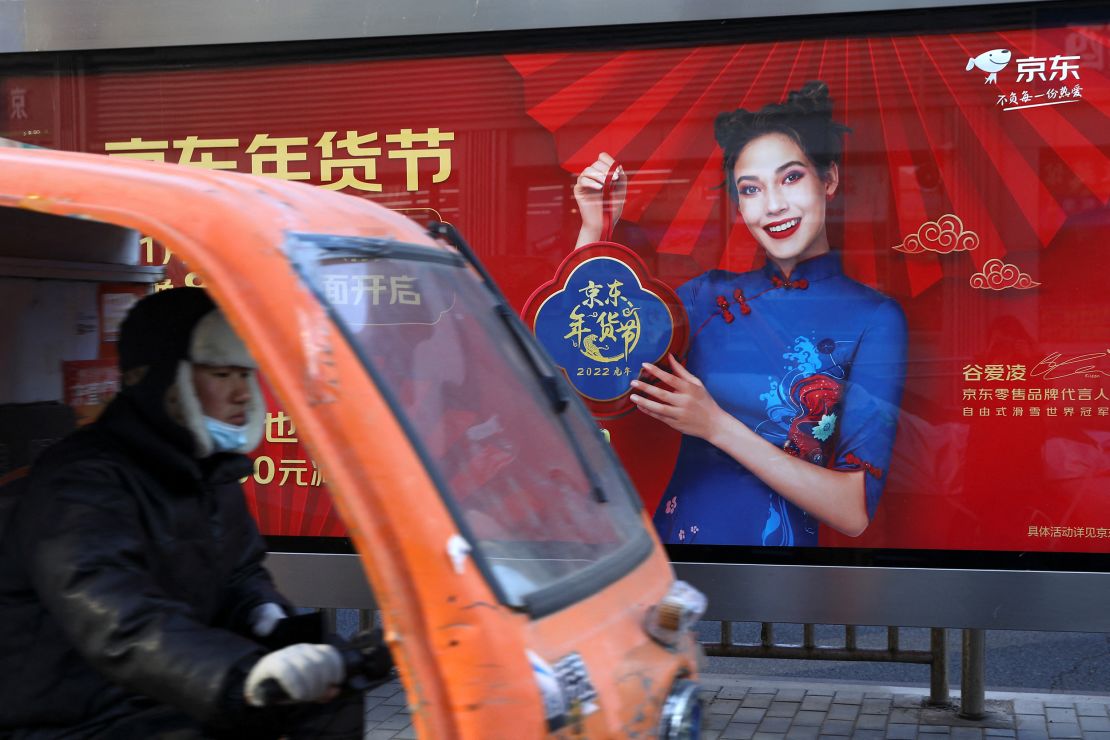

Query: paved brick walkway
left=363, top=680, right=415, bottom=740
left=696, top=676, right=1110, bottom=740
left=363, top=674, right=1110, bottom=739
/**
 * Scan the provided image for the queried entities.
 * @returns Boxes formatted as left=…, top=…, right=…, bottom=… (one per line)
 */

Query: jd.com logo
left=965, top=48, right=1083, bottom=111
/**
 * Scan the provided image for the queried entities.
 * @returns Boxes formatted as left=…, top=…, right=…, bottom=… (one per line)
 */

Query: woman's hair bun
left=786, top=80, right=833, bottom=118
left=714, top=79, right=850, bottom=200
left=713, top=108, right=753, bottom=152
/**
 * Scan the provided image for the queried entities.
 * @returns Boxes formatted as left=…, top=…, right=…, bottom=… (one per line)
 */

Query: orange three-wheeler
left=0, top=145, right=705, bottom=738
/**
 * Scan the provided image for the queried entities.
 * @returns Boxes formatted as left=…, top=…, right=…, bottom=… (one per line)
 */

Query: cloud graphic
left=894, top=214, right=979, bottom=254
left=969, top=259, right=1040, bottom=291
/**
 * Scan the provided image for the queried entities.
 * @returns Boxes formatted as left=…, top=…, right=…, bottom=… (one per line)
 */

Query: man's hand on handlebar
left=244, top=628, right=396, bottom=707
left=244, top=643, right=344, bottom=707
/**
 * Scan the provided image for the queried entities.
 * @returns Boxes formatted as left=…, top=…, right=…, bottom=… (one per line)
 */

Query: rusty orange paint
left=0, top=147, right=698, bottom=738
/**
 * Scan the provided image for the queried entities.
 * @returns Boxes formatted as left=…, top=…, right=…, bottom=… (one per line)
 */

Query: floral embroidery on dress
left=812, top=412, right=837, bottom=442
left=664, top=496, right=678, bottom=515
left=784, top=374, right=842, bottom=465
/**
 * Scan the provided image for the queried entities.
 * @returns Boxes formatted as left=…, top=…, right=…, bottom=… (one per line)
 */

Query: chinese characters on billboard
left=4, top=11, right=1106, bottom=555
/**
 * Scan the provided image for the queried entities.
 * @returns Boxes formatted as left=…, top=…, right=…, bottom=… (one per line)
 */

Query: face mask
left=203, top=415, right=248, bottom=452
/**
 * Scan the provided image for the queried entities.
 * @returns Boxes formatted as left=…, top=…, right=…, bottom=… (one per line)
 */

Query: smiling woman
left=574, top=81, right=908, bottom=547
left=730, top=132, right=837, bottom=273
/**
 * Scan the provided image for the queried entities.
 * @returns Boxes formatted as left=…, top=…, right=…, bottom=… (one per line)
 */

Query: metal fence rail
left=318, top=610, right=990, bottom=715
left=703, top=622, right=950, bottom=706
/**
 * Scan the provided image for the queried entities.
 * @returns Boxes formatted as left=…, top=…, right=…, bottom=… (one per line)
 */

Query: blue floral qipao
left=652, top=252, right=907, bottom=547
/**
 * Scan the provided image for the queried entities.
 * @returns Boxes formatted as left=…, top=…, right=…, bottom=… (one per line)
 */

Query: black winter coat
left=0, top=395, right=286, bottom=734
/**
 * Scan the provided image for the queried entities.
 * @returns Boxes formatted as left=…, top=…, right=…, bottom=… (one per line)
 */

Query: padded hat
left=117, top=287, right=263, bottom=458
left=119, top=287, right=217, bottom=373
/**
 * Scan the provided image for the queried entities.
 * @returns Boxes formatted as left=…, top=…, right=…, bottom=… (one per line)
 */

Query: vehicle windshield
left=288, top=233, right=652, bottom=612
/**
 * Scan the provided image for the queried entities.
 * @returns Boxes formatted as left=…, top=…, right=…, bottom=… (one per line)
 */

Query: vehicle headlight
left=645, top=580, right=707, bottom=647
left=658, top=679, right=702, bottom=740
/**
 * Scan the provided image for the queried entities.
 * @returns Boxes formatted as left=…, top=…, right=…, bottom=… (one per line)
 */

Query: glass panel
left=292, top=236, right=649, bottom=605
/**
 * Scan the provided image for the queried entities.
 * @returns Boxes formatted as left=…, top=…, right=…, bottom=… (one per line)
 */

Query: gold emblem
left=562, top=279, right=641, bottom=364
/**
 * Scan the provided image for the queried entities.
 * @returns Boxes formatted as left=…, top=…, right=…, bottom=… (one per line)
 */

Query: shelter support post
left=928, top=628, right=948, bottom=706
left=958, top=628, right=986, bottom=720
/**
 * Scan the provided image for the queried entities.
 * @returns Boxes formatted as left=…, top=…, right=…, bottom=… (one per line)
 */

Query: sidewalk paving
left=363, top=674, right=1110, bottom=739
left=696, top=675, right=1110, bottom=740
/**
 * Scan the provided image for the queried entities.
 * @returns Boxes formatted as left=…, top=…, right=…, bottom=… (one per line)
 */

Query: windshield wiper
left=428, top=221, right=607, bottom=503
left=427, top=222, right=569, bottom=413
left=494, top=303, right=568, bottom=413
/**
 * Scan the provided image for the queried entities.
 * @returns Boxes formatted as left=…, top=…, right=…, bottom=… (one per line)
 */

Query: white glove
left=248, top=602, right=287, bottom=638
left=244, top=643, right=345, bottom=706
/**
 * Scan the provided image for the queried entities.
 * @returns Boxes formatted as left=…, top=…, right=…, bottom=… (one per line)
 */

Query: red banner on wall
left=7, top=13, right=1106, bottom=553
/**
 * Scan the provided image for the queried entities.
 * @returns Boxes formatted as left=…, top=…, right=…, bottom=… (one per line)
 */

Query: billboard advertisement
left=3, top=5, right=1107, bottom=561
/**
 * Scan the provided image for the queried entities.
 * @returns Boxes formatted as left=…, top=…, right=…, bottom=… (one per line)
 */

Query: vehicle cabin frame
left=0, top=146, right=701, bottom=738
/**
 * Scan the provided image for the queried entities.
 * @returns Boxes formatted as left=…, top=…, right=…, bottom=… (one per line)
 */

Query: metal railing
left=319, top=607, right=378, bottom=635
left=703, top=622, right=951, bottom=706
left=316, top=610, right=990, bottom=718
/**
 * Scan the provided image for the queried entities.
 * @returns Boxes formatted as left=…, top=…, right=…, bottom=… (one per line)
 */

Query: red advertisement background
left=4, top=18, right=1106, bottom=552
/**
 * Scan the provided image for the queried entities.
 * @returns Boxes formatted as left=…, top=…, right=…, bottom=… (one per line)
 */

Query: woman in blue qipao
left=573, top=81, right=907, bottom=547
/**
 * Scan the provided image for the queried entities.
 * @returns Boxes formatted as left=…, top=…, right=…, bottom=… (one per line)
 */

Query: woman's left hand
left=629, top=355, right=727, bottom=442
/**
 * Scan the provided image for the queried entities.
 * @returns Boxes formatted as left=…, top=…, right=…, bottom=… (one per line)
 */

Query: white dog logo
left=966, top=49, right=1012, bottom=84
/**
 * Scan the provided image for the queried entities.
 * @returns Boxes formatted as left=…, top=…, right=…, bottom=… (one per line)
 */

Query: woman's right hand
left=573, top=152, right=627, bottom=249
